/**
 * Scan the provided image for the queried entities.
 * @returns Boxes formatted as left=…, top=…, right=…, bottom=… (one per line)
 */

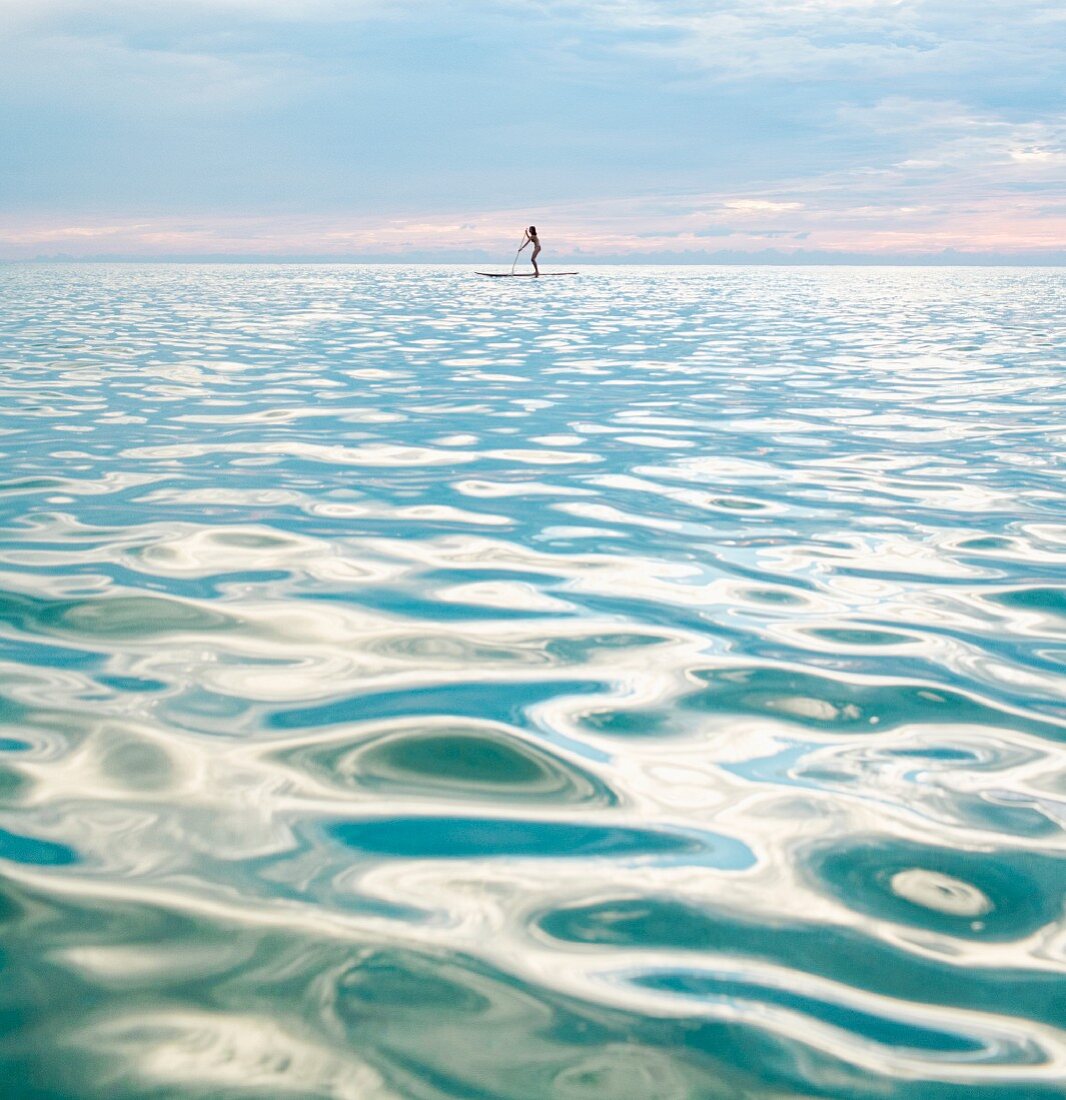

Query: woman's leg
left=531, top=245, right=541, bottom=276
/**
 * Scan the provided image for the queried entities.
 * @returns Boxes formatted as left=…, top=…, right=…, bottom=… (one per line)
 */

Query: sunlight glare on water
left=0, top=263, right=1063, bottom=1099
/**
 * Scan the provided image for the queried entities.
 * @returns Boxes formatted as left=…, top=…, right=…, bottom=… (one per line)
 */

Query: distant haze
left=2, top=0, right=1063, bottom=262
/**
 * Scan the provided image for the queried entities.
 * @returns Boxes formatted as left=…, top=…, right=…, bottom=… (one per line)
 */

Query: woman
left=518, top=225, right=541, bottom=277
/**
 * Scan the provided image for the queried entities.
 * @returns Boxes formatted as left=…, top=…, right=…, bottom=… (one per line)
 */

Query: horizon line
left=5, top=255, right=1066, bottom=267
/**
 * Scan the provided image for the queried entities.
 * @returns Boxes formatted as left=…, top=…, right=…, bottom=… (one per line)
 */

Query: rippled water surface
left=0, top=263, right=1063, bottom=1099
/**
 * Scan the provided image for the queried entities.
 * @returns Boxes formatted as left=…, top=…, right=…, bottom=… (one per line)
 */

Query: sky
left=1, top=0, right=1064, bottom=262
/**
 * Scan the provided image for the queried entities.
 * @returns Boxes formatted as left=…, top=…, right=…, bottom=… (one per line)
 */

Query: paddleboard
left=476, top=272, right=578, bottom=278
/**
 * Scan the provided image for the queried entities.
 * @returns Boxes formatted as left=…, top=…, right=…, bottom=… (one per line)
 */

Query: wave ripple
left=0, top=263, right=1063, bottom=1099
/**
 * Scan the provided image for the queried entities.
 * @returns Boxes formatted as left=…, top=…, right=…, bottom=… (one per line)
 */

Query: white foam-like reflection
left=0, top=263, right=1063, bottom=1098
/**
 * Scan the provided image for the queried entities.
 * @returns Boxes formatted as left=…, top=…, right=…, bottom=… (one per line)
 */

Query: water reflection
left=0, top=263, right=1063, bottom=1098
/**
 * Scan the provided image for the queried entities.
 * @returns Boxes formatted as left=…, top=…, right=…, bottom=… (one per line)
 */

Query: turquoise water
left=0, top=263, right=1063, bottom=1099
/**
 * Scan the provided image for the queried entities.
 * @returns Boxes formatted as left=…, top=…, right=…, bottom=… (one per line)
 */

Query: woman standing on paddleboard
left=518, top=226, right=541, bottom=277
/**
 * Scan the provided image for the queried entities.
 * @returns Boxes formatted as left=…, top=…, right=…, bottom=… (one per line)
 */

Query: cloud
left=4, top=166, right=1061, bottom=258
left=722, top=200, right=805, bottom=214
left=536, top=0, right=1065, bottom=89
left=0, top=0, right=1062, bottom=258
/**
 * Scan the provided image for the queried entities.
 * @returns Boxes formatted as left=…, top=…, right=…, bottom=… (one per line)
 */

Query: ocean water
left=0, top=262, right=1063, bottom=1099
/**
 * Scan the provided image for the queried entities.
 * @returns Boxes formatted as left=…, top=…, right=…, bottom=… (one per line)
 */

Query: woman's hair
left=528, top=225, right=537, bottom=234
